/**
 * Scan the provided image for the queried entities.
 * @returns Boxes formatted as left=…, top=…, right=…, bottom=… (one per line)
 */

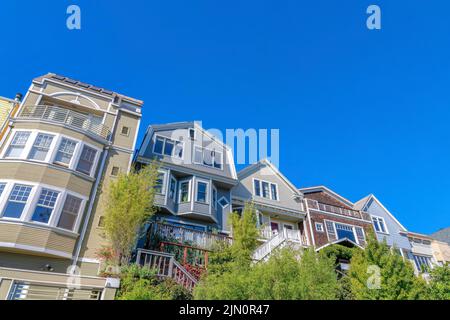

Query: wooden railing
left=136, top=249, right=197, bottom=291
left=307, top=199, right=365, bottom=219
left=150, top=222, right=231, bottom=250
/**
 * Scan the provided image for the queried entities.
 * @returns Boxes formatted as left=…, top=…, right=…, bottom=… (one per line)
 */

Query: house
left=430, top=227, right=450, bottom=265
left=405, top=231, right=439, bottom=273
left=232, top=159, right=309, bottom=261
left=300, top=186, right=373, bottom=250
left=0, top=95, right=20, bottom=141
left=0, top=74, right=143, bottom=300
left=354, top=194, right=413, bottom=259
left=134, top=122, right=238, bottom=276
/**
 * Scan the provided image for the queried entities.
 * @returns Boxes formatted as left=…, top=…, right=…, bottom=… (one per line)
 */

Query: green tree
left=427, top=264, right=450, bottom=300
left=103, top=161, right=159, bottom=266
left=348, top=233, right=427, bottom=300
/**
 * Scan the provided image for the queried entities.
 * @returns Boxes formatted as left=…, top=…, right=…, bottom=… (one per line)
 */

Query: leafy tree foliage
left=348, top=233, right=427, bottom=300
left=103, top=161, right=159, bottom=265
left=427, top=264, right=450, bottom=300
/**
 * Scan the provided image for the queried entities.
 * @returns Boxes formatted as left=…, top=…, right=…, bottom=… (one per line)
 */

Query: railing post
left=136, top=250, right=142, bottom=265
left=168, top=257, right=174, bottom=277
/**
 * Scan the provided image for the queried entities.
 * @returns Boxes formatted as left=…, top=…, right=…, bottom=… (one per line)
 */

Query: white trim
left=195, top=178, right=210, bottom=204
left=362, top=194, right=408, bottom=232
left=0, top=242, right=72, bottom=259
left=193, top=145, right=224, bottom=171
left=152, top=134, right=185, bottom=161
left=371, top=215, right=390, bottom=235
left=252, top=178, right=279, bottom=201
left=218, top=196, right=230, bottom=209
left=315, top=222, right=324, bottom=233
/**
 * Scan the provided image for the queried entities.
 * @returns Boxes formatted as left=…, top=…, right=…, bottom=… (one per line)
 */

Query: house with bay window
left=0, top=74, right=143, bottom=300
left=134, top=122, right=238, bottom=276
left=232, top=159, right=309, bottom=261
left=300, top=186, right=373, bottom=250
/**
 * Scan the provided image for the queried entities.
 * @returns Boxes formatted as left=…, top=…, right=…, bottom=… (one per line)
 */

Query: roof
left=237, top=159, right=303, bottom=197
left=354, top=194, right=408, bottom=232
left=431, top=227, right=450, bottom=245
left=299, top=185, right=354, bottom=207
left=405, top=231, right=432, bottom=240
left=34, top=73, right=144, bottom=106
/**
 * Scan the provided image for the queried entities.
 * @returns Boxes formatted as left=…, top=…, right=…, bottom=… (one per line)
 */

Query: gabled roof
left=237, top=159, right=303, bottom=198
left=354, top=194, right=407, bottom=232
left=315, top=237, right=364, bottom=252
left=431, top=227, right=450, bottom=245
left=299, top=185, right=354, bottom=207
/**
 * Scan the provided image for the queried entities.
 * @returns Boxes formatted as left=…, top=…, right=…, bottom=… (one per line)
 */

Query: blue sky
left=0, top=1, right=449, bottom=234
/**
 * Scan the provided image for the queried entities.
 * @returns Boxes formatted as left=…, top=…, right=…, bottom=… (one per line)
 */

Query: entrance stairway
left=253, top=229, right=308, bottom=262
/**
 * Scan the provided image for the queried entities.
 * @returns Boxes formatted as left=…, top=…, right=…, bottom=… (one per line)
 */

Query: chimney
left=14, top=93, right=23, bottom=102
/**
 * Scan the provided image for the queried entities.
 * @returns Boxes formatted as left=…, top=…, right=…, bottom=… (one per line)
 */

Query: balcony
left=148, top=222, right=231, bottom=251
left=259, top=225, right=308, bottom=244
left=16, top=105, right=111, bottom=140
left=307, top=199, right=370, bottom=221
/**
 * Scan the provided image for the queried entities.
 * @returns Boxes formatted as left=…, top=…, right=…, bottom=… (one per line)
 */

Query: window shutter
left=325, top=221, right=337, bottom=241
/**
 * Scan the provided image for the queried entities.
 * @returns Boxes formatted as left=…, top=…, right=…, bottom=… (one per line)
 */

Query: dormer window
left=193, top=146, right=223, bottom=170
left=153, top=135, right=183, bottom=159
left=253, top=179, right=278, bottom=200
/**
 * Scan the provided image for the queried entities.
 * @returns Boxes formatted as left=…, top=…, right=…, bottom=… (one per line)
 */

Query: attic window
left=253, top=179, right=278, bottom=200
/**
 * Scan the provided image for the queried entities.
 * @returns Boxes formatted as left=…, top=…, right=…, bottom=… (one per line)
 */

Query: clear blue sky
left=0, top=1, right=448, bottom=234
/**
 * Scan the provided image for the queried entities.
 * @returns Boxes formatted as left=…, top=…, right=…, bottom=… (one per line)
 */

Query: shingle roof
left=431, top=227, right=450, bottom=245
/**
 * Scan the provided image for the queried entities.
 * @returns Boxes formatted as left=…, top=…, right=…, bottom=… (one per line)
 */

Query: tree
left=103, top=161, right=159, bottom=266
left=427, top=264, right=450, bottom=300
left=348, top=233, right=427, bottom=300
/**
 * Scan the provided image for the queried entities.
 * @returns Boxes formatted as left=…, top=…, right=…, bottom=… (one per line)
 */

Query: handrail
left=307, top=199, right=363, bottom=219
left=253, top=229, right=306, bottom=262
left=16, top=105, right=111, bottom=140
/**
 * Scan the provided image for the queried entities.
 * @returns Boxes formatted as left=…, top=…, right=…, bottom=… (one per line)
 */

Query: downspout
left=72, top=102, right=120, bottom=266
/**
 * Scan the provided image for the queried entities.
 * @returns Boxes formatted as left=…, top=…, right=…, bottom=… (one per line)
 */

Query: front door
left=271, top=222, right=279, bottom=235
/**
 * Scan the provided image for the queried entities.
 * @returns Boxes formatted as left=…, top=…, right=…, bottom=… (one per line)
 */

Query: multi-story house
left=406, top=232, right=439, bottom=273
left=431, top=227, right=450, bottom=265
left=0, top=95, right=20, bottom=141
left=232, top=159, right=309, bottom=261
left=354, top=194, right=413, bottom=259
left=300, top=186, right=373, bottom=251
left=134, top=122, right=238, bottom=279
left=0, top=73, right=143, bottom=300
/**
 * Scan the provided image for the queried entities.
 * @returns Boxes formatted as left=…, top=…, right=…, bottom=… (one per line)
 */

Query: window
left=5, top=132, right=30, bottom=158
left=179, top=181, right=190, bottom=202
left=153, top=136, right=183, bottom=159
left=169, top=176, right=177, bottom=200
left=111, top=166, right=120, bottom=176
left=28, top=133, right=54, bottom=161
left=315, top=222, right=324, bottom=232
left=31, top=189, right=59, bottom=224
left=57, top=195, right=82, bottom=231
left=121, top=126, right=130, bottom=136
left=196, top=181, right=208, bottom=203
left=76, top=145, right=97, bottom=175
left=355, top=226, right=366, bottom=243
left=218, top=197, right=229, bottom=208
left=212, top=187, right=217, bottom=209
left=2, top=184, right=33, bottom=219
left=335, top=223, right=356, bottom=243
left=0, top=183, right=6, bottom=197
left=193, top=146, right=223, bottom=169
left=54, top=138, right=77, bottom=166
left=372, top=216, right=388, bottom=234
left=413, top=255, right=433, bottom=272
left=155, top=171, right=166, bottom=194
left=253, top=179, right=278, bottom=200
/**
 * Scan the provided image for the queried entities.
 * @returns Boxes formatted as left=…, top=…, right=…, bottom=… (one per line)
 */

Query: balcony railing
left=307, top=199, right=366, bottom=220
left=149, top=222, right=232, bottom=251
left=17, top=105, right=111, bottom=140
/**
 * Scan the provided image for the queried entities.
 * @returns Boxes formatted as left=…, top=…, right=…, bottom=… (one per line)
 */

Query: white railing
left=136, top=249, right=197, bottom=291
left=8, top=282, right=102, bottom=300
left=151, top=222, right=231, bottom=250
left=253, top=229, right=306, bottom=262
left=17, top=105, right=111, bottom=140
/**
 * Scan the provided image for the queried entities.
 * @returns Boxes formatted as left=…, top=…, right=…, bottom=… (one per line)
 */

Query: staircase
left=136, top=249, right=197, bottom=291
left=253, top=229, right=308, bottom=262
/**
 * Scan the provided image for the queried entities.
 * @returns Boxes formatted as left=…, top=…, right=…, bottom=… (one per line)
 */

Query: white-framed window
left=253, top=179, right=278, bottom=200
left=155, top=171, right=167, bottom=194
left=315, top=222, right=324, bottom=232
left=5, top=131, right=31, bottom=158
left=54, top=138, right=77, bottom=166
left=179, top=180, right=191, bottom=203
left=0, top=180, right=87, bottom=233
left=30, top=188, right=60, bottom=224
left=193, top=146, right=223, bottom=170
left=57, top=194, right=83, bottom=231
left=153, top=135, right=183, bottom=159
left=372, top=216, right=388, bottom=234
left=413, top=254, right=433, bottom=272
left=28, top=133, right=55, bottom=161
left=218, top=196, right=229, bottom=208
left=2, top=184, right=33, bottom=219
left=76, top=145, right=97, bottom=175
left=169, top=176, right=177, bottom=200
left=195, top=180, right=209, bottom=204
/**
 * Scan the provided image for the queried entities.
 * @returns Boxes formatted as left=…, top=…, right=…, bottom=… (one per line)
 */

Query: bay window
left=31, top=189, right=59, bottom=224
left=76, top=145, right=97, bottom=175
left=54, top=138, right=77, bottom=166
left=155, top=171, right=166, bottom=194
left=169, top=176, right=177, bottom=200
left=179, top=181, right=190, bottom=203
left=196, top=181, right=208, bottom=203
left=5, top=132, right=30, bottom=158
